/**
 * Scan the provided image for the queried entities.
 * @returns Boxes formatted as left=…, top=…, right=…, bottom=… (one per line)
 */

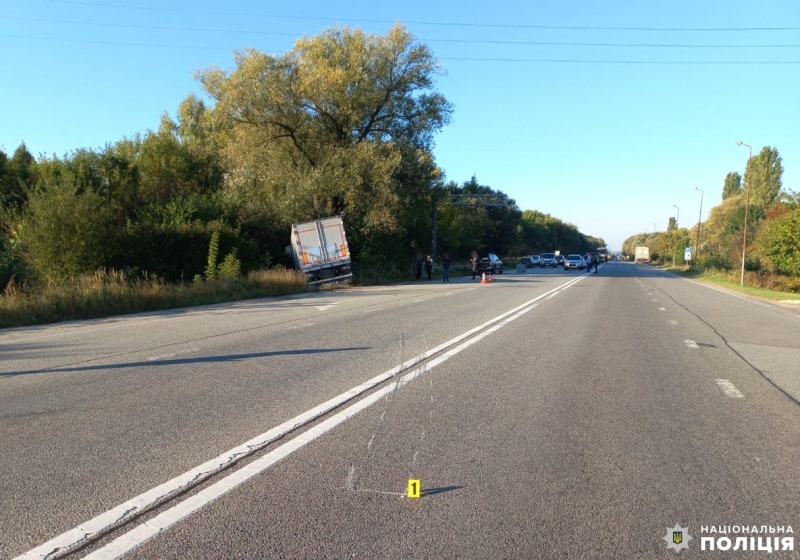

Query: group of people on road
left=415, top=250, right=600, bottom=283
left=415, top=251, right=451, bottom=282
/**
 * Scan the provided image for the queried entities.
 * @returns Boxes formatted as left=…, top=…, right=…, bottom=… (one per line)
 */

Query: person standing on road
left=585, top=252, right=593, bottom=273
left=589, top=252, right=598, bottom=273
left=442, top=251, right=451, bottom=283
left=425, top=254, right=433, bottom=280
left=470, top=250, right=479, bottom=280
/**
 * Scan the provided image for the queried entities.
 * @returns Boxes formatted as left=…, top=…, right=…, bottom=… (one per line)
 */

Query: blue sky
left=2, top=0, right=798, bottom=251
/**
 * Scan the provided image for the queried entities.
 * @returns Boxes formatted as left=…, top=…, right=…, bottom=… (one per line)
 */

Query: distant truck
left=635, top=246, right=650, bottom=263
left=287, top=216, right=353, bottom=286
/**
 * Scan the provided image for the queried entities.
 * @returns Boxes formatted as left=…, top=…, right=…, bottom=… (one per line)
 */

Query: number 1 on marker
left=408, top=478, right=421, bottom=499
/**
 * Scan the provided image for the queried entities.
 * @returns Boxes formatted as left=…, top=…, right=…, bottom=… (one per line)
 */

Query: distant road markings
left=363, top=308, right=384, bottom=314
left=146, top=348, right=199, bottom=361
left=669, top=320, right=678, bottom=325
left=715, top=379, right=745, bottom=399
left=651, top=299, right=658, bottom=302
left=19, top=274, right=588, bottom=560
left=684, top=340, right=699, bottom=349
left=658, top=308, right=666, bottom=311
left=286, top=323, right=316, bottom=330
left=314, top=302, right=341, bottom=311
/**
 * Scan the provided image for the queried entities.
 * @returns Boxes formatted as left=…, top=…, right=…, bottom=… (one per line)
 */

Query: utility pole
left=694, top=187, right=704, bottom=271
left=737, top=141, right=753, bottom=286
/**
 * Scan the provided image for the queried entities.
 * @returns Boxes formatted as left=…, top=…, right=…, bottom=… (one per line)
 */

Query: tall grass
left=699, top=268, right=800, bottom=294
left=0, top=269, right=308, bottom=329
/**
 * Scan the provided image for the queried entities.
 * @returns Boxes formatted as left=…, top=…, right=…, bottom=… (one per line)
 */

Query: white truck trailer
left=288, top=216, right=353, bottom=285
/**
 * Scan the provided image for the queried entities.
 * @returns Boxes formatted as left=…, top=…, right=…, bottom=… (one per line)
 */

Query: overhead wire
left=3, top=15, right=800, bottom=48
left=6, top=2, right=799, bottom=64
left=3, top=32, right=798, bottom=63
left=32, top=0, right=800, bottom=32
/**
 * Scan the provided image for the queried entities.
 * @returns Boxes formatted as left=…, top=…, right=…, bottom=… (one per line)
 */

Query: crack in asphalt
left=646, top=277, right=800, bottom=409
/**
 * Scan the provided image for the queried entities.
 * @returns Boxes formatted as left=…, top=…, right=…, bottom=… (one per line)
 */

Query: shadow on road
left=0, top=346, right=370, bottom=378
left=421, top=485, right=464, bottom=498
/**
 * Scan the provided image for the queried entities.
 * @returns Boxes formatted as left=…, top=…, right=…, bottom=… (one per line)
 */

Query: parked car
left=530, top=255, right=541, bottom=267
left=563, top=254, right=585, bottom=270
left=477, top=253, right=504, bottom=275
left=518, top=256, right=533, bottom=268
left=540, top=252, right=556, bottom=267
left=555, top=254, right=565, bottom=266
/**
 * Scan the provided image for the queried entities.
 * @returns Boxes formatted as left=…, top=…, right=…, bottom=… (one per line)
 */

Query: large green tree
left=0, top=143, right=35, bottom=209
left=756, top=198, right=800, bottom=276
left=722, top=171, right=742, bottom=200
left=745, top=146, right=783, bottom=211
left=198, top=24, right=452, bottom=258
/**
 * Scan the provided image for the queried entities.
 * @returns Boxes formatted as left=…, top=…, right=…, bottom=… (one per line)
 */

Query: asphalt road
left=3, top=262, right=800, bottom=559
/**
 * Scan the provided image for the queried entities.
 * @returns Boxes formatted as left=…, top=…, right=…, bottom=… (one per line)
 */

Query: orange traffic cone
left=481, top=272, right=487, bottom=284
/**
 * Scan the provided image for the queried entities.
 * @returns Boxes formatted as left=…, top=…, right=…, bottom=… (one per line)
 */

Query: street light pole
left=737, top=141, right=753, bottom=286
left=694, top=187, right=704, bottom=271
left=672, top=204, right=679, bottom=268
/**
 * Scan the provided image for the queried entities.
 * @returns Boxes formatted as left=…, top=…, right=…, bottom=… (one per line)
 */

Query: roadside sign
left=684, top=247, right=692, bottom=262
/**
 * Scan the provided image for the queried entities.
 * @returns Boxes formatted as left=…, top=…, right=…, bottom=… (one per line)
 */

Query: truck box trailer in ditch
left=288, top=216, right=353, bottom=286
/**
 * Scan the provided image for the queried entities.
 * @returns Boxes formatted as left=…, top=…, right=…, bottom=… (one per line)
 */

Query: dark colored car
left=477, top=253, right=504, bottom=275
left=555, top=254, right=565, bottom=266
left=519, top=256, right=534, bottom=269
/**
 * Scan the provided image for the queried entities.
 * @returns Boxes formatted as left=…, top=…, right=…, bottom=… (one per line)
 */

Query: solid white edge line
left=683, top=278, right=772, bottom=308
left=16, top=274, right=586, bottom=560
left=82, top=284, right=563, bottom=560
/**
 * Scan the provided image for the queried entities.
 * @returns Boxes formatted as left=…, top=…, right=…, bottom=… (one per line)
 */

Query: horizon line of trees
left=623, top=145, right=799, bottom=278
left=0, top=24, right=603, bottom=291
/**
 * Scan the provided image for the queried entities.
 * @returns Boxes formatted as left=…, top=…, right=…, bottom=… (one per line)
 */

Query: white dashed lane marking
left=684, top=340, right=699, bottom=349
left=715, top=379, right=745, bottom=399
left=147, top=348, right=200, bottom=361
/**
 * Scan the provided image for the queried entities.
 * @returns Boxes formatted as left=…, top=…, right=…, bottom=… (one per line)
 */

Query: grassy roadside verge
left=655, top=264, right=800, bottom=304
left=0, top=269, right=308, bottom=330
left=0, top=260, right=482, bottom=331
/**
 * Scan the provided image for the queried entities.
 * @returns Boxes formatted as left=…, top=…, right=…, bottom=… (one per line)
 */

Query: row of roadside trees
left=623, top=146, right=799, bottom=289
left=0, top=24, right=603, bottom=294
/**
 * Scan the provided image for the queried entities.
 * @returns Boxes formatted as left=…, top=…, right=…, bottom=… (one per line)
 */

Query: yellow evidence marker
left=407, top=478, right=421, bottom=499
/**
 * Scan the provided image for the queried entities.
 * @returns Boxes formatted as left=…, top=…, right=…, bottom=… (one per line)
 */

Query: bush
left=352, top=256, right=408, bottom=284
left=16, top=183, right=117, bottom=281
left=218, top=249, right=242, bottom=279
left=700, top=253, right=732, bottom=271
left=110, top=221, right=257, bottom=282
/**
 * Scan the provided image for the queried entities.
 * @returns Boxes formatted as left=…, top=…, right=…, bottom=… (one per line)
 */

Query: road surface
left=3, top=262, right=799, bottom=558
